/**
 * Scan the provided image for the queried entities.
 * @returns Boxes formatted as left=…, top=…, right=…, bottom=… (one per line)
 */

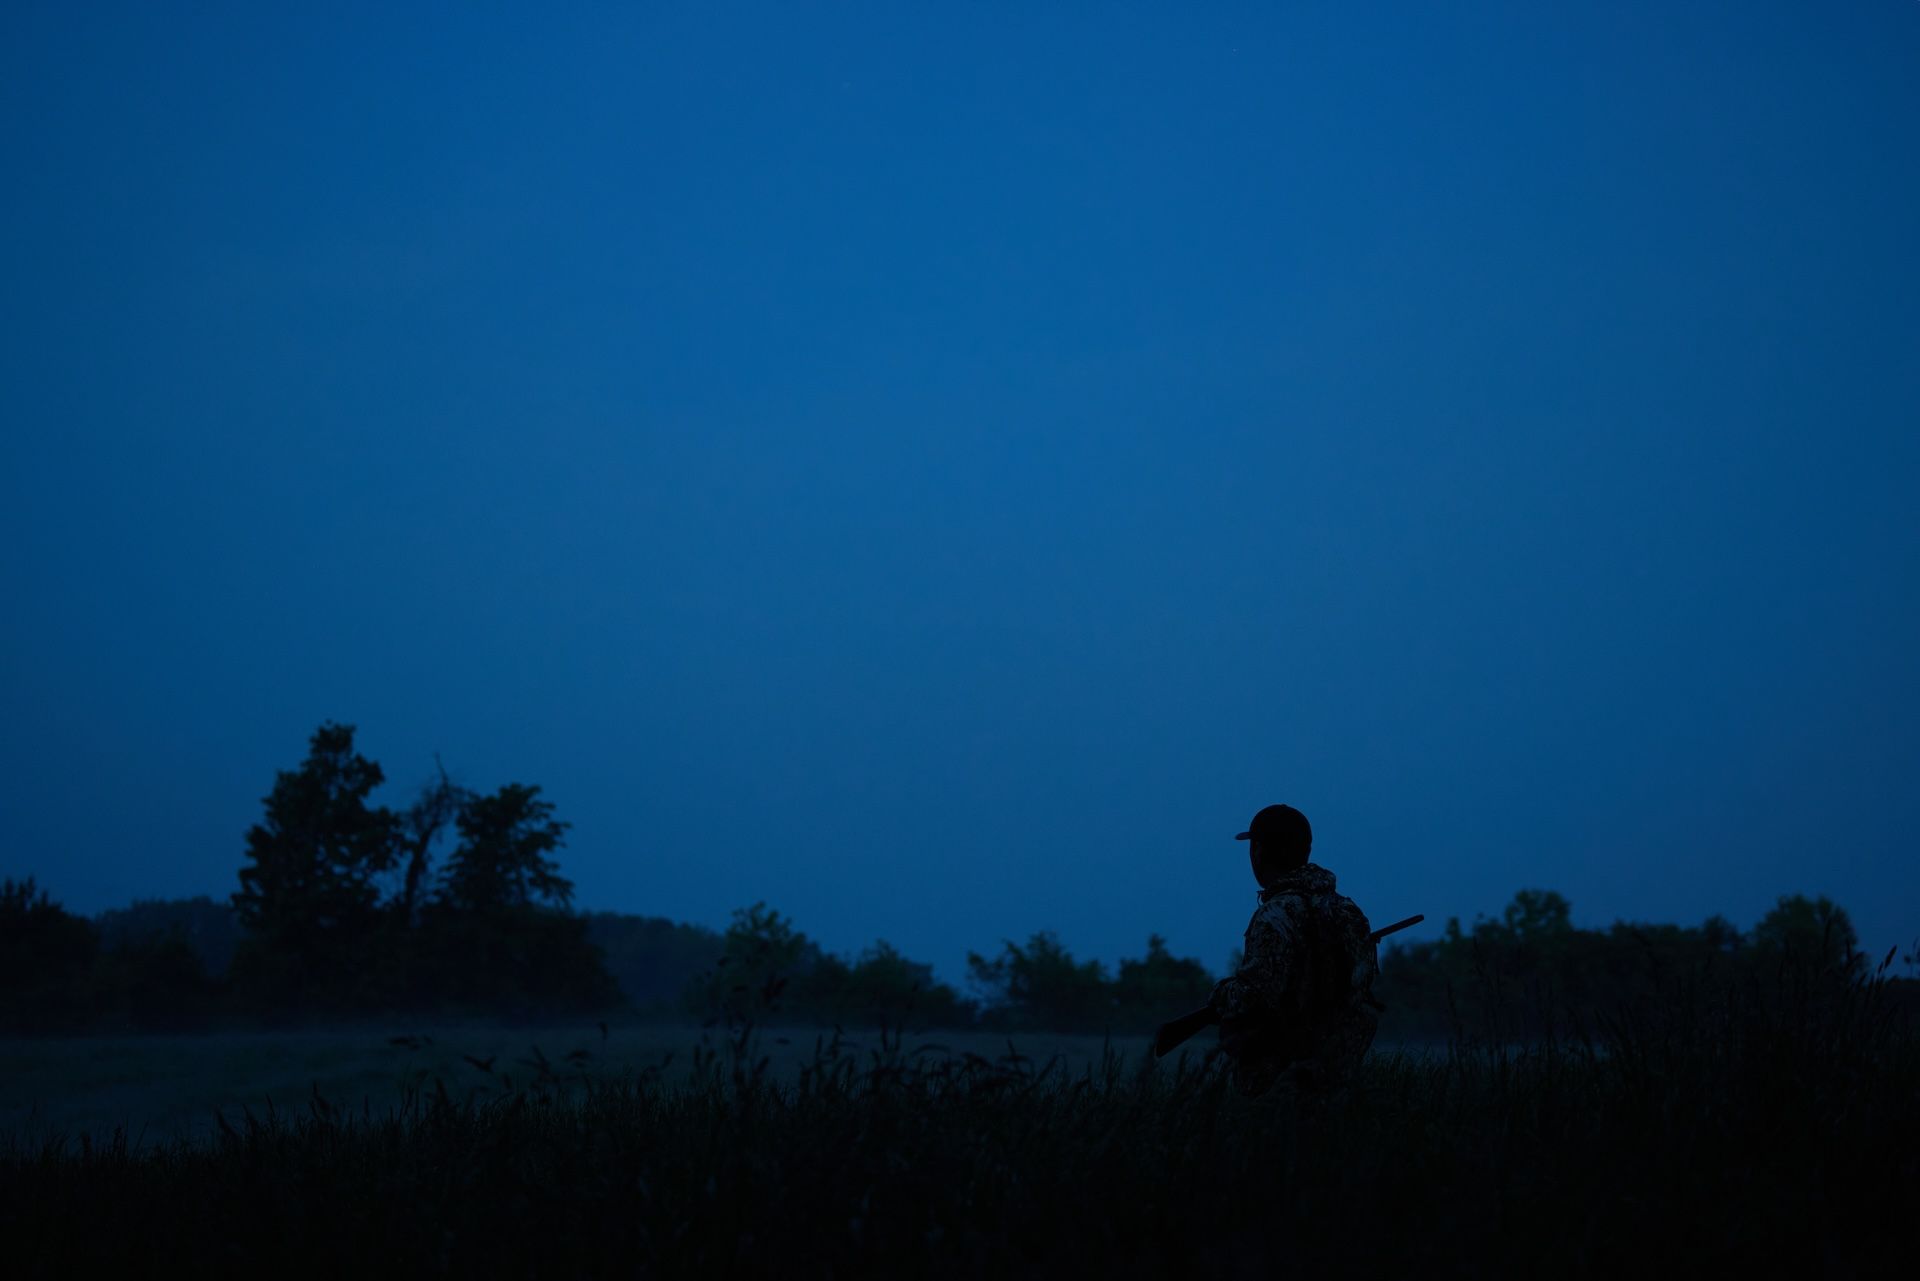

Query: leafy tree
left=394, top=759, right=468, bottom=925
left=95, top=896, right=241, bottom=977
left=1500, top=889, right=1574, bottom=944
left=436, top=783, right=573, bottom=914
left=967, top=932, right=1114, bottom=1032
left=0, top=878, right=99, bottom=1031
left=583, top=912, right=725, bottom=1012
left=692, top=902, right=814, bottom=1022
left=681, top=908, right=973, bottom=1029
left=831, top=940, right=973, bottom=1029
left=229, top=723, right=399, bottom=1012
left=412, top=784, right=613, bottom=1016
left=232, top=723, right=397, bottom=951
left=2, top=877, right=99, bottom=979
left=1113, top=934, right=1214, bottom=1028
left=1699, top=913, right=1743, bottom=955
left=409, top=906, right=619, bottom=1017
left=91, top=931, right=212, bottom=1031
left=1751, top=894, right=1860, bottom=976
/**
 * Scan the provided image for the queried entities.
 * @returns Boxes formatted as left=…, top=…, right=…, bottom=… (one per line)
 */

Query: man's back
left=1210, top=862, right=1380, bottom=1095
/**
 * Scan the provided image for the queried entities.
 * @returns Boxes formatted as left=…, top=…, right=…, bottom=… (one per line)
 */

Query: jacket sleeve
left=1210, top=904, right=1296, bottom=1026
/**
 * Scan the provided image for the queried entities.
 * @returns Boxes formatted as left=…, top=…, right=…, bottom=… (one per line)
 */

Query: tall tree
left=1751, top=894, right=1861, bottom=975
left=689, top=902, right=814, bottom=1021
left=1113, top=934, right=1214, bottom=1026
left=232, top=723, right=397, bottom=957
left=95, top=895, right=241, bottom=977
left=967, top=931, right=1115, bottom=1031
left=1500, top=889, right=1574, bottom=943
left=437, top=783, right=573, bottom=914
left=395, top=756, right=468, bottom=925
left=583, top=912, right=725, bottom=1011
left=0, top=878, right=100, bottom=1031
left=420, top=784, right=614, bottom=1015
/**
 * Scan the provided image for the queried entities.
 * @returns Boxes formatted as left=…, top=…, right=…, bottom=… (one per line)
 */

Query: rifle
left=1150, top=913, right=1425, bottom=1059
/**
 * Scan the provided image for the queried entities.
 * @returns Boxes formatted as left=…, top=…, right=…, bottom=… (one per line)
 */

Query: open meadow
left=4, top=973, right=1915, bottom=1277
left=0, top=1022, right=1148, bottom=1146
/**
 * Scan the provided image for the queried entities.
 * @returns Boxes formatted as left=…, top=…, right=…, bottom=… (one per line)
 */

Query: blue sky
left=3, top=1, right=1916, bottom=978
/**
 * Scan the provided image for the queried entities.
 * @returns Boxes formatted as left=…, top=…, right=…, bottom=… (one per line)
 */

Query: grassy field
left=4, top=973, right=1913, bottom=1277
left=0, top=1022, right=1154, bottom=1144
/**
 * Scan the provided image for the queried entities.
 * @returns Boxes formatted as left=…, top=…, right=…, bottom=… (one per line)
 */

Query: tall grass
left=4, top=952, right=1914, bottom=1277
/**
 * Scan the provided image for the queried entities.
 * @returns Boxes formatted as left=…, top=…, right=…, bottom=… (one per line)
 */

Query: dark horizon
left=22, top=741, right=1912, bottom=983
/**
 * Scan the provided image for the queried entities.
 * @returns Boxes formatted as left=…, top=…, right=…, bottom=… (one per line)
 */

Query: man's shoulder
left=1247, top=895, right=1340, bottom=939
left=1247, top=895, right=1300, bottom=937
left=1321, top=889, right=1369, bottom=923
left=1264, top=887, right=1370, bottom=945
left=1258, top=866, right=1348, bottom=912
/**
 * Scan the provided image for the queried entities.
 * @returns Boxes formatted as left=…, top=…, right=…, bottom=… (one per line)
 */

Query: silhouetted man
left=1210, top=804, right=1381, bottom=1096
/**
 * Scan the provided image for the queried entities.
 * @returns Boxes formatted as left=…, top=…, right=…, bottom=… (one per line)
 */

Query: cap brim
left=1234, top=831, right=1252, bottom=840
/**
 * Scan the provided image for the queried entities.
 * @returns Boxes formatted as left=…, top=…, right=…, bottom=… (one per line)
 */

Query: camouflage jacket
left=1209, top=863, right=1380, bottom=1094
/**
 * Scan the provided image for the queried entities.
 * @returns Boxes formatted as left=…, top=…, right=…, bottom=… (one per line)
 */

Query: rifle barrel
left=1368, top=913, right=1424, bottom=942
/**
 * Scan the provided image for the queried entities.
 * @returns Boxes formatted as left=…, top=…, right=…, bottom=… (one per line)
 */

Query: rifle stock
left=1150, top=913, right=1424, bottom=1059
left=1151, top=1005, right=1219, bottom=1058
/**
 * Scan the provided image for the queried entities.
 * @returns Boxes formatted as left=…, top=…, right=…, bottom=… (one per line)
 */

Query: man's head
left=1236, top=804, right=1312, bottom=887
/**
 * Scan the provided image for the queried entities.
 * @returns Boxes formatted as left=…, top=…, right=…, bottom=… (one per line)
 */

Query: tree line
left=0, top=722, right=1215, bottom=1033
left=3, top=722, right=1910, bottom=1034
left=1374, top=886, right=1917, bottom=1041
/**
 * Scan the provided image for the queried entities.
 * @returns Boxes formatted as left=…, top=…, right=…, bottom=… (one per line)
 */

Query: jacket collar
left=1258, top=862, right=1337, bottom=902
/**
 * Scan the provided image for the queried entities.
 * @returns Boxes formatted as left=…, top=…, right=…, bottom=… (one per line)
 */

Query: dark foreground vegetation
left=5, top=945, right=1916, bottom=1278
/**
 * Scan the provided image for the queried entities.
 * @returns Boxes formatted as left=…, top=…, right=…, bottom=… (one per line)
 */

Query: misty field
left=0, top=1022, right=1144, bottom=1144
left=5, top=978, right=1917, bottom=1278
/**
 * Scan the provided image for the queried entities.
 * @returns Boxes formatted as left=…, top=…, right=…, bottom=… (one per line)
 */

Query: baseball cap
left=1235, top=803, right=1311, bottom=849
